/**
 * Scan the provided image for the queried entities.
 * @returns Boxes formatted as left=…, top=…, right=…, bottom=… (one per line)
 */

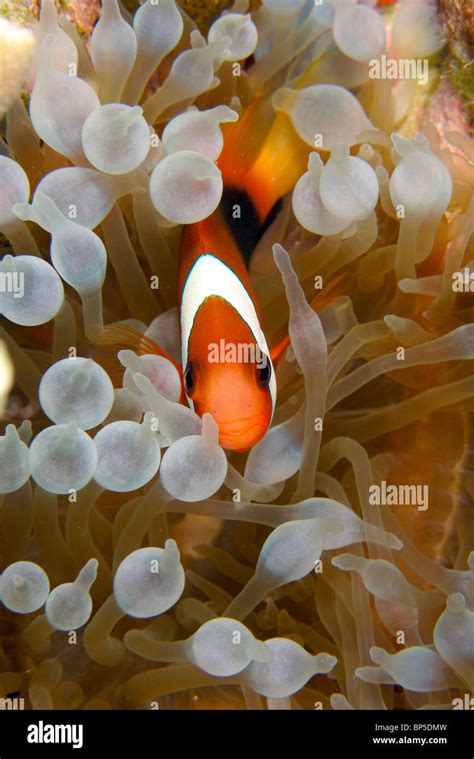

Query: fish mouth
left=217, top=415, right=267, bottom=435
left=217, top=416, right=268, bottom=451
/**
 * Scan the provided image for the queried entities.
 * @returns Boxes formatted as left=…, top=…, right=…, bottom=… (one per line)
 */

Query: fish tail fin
left=218, top=98, right=273, bottom=187
left=218, top=99, right=309, bottom=223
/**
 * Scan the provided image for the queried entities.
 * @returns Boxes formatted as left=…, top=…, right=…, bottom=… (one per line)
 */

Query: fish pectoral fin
left=310, top=272, right=352, bottom=313
left=270, top=273, right=352, bottom=365
left=93, top=323, right=182, bottom=388
left=270, top=334, right=291, bottom=365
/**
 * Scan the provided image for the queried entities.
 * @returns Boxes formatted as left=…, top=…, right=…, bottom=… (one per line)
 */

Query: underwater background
left=0, top=0, right=473, bottom=711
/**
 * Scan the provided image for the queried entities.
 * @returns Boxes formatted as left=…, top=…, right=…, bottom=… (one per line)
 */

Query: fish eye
left=256, top=358, right=271, bottom=389
left=184, top=362, right=196, bottom=396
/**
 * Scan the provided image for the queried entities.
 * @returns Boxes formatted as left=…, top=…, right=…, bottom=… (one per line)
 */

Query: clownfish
left=96, top=100, right=343, bottom=451
left=178, top=220, right=276, bottom=452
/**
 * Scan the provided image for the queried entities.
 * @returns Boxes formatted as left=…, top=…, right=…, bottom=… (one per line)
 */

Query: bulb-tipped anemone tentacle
left=332, top=2, right=386, bottom=63
left=355, top=645, right=464, bottom=693
left=131, top=373, right=201, bottom=443
left=0, top=254, right=64, bottom=327
left=91, top=0, right=137, bottom=104
left=119, top=350, right=182, bottom=405
left=45, top=559, right=98, bottom=631
left=159, top=413, right=228, bottom=502
left=319, top=143, right=379, bottom=222
left=30, top=35, right=100, bottom=164
left=223, top=517, right=344, bottom=621
left=113, top=543, right=185, bottom=620
left=93, top=412, right=161, bottom=493
left=32, top=191, right=107, bottom=341
left=433, top=593, right=474, bottom=690
left=124, top=616, right=270, bottom=677
left=24, top=166, right=149, bottom=231
left=208, top=13, right=258, bottom=63
left=0, top=0, right=472, bottom=713
left=39, top=358, right=114, bottom=430
left=82, top=104, right=151, bottom=176
left=244, top=403, right=305, bottom=485
left=83, top=541, right=184, bottom=667
left=0, top=155, right=40, bottom=255
left=0, top=561, right=50, bottom=615
left=0, top=424, right=30, bottom=494
left=122, top=0, right=184, bottom=106
left=149, top=151, right=223, bottom=225
left=292, top=152, right=352, bottom=236
left=389, top=133, right=453, bottom=280
left=161, top=105, right=239, bottom=162
left=272, top=84, right=374, bottom=151
left=331, top=554, right=443, bottom=609
left=240, top=638, right=337, bottom=698
left=29, top=422, right=98, bottom=495
left=142, top=37, right=232, bottom=124
left=32, top=0, right=78, bottom=81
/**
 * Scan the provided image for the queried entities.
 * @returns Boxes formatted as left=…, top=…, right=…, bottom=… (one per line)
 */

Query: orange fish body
left=178, top=212, right=275, bottom=452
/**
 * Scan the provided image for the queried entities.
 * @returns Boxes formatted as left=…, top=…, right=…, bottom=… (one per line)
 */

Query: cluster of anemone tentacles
left=0, top=0, right=473, bottom=710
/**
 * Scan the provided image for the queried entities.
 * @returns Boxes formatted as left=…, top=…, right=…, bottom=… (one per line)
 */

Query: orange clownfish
left=96, top=102, right=341, bottom=451
left=178, top=212, right=276, bottom=452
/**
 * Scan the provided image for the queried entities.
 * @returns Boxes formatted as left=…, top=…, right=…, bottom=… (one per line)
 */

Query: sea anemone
left=0, top=0, right=473, bottom=713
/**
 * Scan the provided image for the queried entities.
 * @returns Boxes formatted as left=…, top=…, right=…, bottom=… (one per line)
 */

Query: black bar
left=0, top=709, right=471, bottom=757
